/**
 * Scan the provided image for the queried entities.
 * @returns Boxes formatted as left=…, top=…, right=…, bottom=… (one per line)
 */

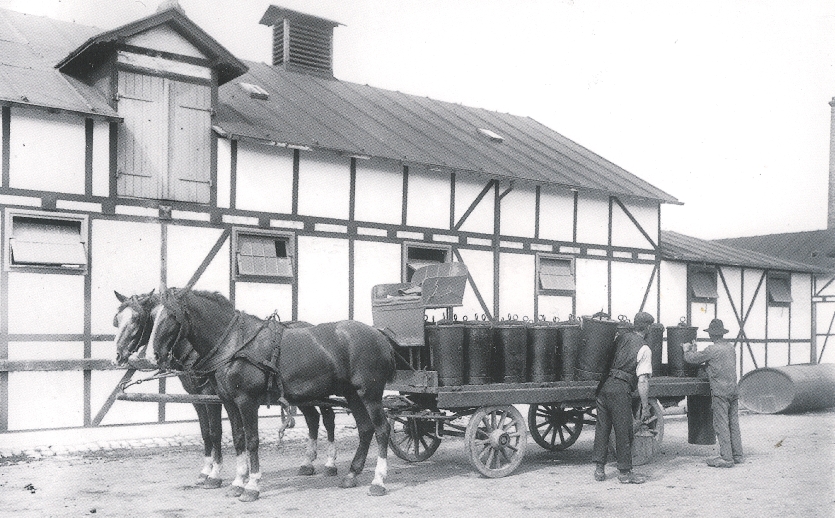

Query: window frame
left=766, top=272, right=792, bottom=307
left=536, top=253, right=576, bottom=296
left=231, top=227, right=295, bottom=284
left=4, top=208, right=89, bottom=275
left=402, top=242, right=451, bottom=283
left=688, top=267, right=719, bottom=302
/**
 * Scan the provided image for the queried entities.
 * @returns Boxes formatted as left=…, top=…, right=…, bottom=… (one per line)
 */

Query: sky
left=3, top=0, right=834, bottom=240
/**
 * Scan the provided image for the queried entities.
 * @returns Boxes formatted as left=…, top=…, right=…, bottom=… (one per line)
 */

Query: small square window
left=403, top=243, right=450, bottom=282
left=768, top=275, right=792, bottom=305
left=6, top=211, right=87, bottom=272
left=690, top=270, right=718, bottom=300
left=538, top=255, right=575, bottom=293
left=234, top=229, right=293, bottom=280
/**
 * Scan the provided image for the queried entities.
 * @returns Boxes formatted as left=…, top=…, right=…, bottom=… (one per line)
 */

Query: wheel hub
left=489, top=428, right=510, bottom=448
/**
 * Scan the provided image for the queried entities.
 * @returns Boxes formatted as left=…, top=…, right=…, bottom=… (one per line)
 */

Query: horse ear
left=115, top=291, right=127, bottom=303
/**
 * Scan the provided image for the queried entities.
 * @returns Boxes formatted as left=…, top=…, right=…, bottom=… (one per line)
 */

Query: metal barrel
left=526, top=322, right=560, bottom=383
left=646, top=323, right=664, bottom=377
left=426, top=321, right=465, bottom=386
left=463, top=320, right=493, bottom=385
left=576, top=316, right=619, bottom=381
left=493, top=320, right=527, bottom=383
left=739, top=363, right=835, bottom=414
left=666, top=324, right=698, bottom=377
left=558, top=323, right=581, bottom=381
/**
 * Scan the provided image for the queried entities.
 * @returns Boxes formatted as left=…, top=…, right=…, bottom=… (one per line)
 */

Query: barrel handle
left=462, top=315, right=468, bottom=321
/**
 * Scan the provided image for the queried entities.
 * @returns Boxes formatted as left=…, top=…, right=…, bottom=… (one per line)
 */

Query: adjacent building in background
left=0, top=3, right=826, bottom=434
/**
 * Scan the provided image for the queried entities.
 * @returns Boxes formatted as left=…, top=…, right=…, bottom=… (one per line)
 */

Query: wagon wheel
left=388, top=414, right=442, bottom=462
left=465, top=405, right=527, bottom=478
left=527, top=404, right=587, bottom=451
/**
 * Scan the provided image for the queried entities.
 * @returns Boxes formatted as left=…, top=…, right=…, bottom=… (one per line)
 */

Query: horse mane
left=160, top=288, right=235, bottom=330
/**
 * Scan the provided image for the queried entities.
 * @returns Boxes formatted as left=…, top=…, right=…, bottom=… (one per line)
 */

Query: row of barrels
left=426, top=316, right=700, bottom=386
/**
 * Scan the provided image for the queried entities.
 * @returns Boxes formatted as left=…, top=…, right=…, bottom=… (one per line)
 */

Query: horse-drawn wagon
left=373, top=264, right=714, bottom=478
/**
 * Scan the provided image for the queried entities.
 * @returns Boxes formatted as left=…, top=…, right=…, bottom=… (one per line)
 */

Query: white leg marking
left=325, top=440, right=337, bottom=468
left=303, top=438, right=317, bottom=467
left=201, top=456, right=213, bottom=476
left=232, top=453, right=249, bottom=488
left=371, top=457, right=387, bottom=487
left=244, top=471, right=261, bottom=491
left=209, top=460, right=222, bottom=479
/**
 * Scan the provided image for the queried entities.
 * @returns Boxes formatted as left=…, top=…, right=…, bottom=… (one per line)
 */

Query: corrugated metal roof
left=660, top=230, right=830, bottom=274
left=216, top=64, right=680, bottom=205
left=0, top=8, right=117, bottom=118
left=715, top=230, right=835, bottom=273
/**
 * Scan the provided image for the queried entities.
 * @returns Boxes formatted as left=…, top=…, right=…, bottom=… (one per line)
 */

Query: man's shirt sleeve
left=636, top=344, right=653, bottom=377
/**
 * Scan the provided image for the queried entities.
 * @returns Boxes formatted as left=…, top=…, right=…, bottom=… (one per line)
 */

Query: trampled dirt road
left=1, top=408, right=833, bottom=518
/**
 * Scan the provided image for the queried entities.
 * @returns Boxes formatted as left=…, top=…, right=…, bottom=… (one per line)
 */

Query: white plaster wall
left=574, top=258, right=608, bottom=316
left=611, top=199, right=658, bottom=249
left=610, top=261, right=655, bottom=319
left=235, top=282, right=293, bottom=321
left=216, top=138, right=232, bottom=209
left=791, top=274, right=812, bottom=340
left=690, top=302, right=716, bottom=338
left=768, top=306, right=790, bottom=340
left=659, top=261, right=687, bottom=326
left=92, top=371, right=158, bottom=425
left=355, top=158, right=402, bottom=225
left=453, top=173, right=493, bottom=235
left=499, top=184, right=536, bottom=238
left=766, top=342, right=789, bottom=367
left=127, top=25, right=205, bottom=58
left=575, top=192, right=609, bottom=246
left=236, top=141, right=294, bottom=214
left=9, top=110, right=85, bottom=194
left=166, top=225, right=229, bottom=295
left=498, top=252, right=534, bottom=319
left=90, top=219, right=160, bottom=335
left=8, top=272, right=84, bottom=334
left=816, top=274, right=835, bottom=297
left=407, top=166, right=451, bottom=229
left=537, top=295, right=573, bottom=322
left=538, top=186, right=574, bottom=243
left=457, top=248, right=494, bottom=318
left=7, top=341, right=83, bottom=360
left=353, top=240, right=401, bottom=324
left=298, top=150, right=350, bottom=220
left=92, top=120, right=110, bottom=197
left=717, top=266, right=742, bottom=338
left=8, top=371, right=83, bottom=430
left=742, top=269, right=767, bottom=337
left=163, top=376, right=202, bottom=421
left=297, top=236, right=349, bottom=324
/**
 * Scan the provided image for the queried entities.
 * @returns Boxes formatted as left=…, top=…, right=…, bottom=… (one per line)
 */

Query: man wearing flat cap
left=684, top=318, right=743, bottom=467
left=591, top=311, right=654, bottom=484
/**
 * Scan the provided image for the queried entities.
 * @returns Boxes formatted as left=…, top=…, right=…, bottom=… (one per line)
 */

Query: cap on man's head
left=704, top=318, right=729, bottom=335
left=633, top=312, right=655, bottom=327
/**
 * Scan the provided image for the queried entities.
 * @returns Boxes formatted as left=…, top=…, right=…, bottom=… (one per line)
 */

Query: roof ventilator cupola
left=260, top=5, right=342, bottom=78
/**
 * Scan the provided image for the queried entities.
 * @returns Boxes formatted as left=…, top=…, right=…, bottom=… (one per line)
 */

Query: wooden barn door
left=169, top=81, right=212, bottom=203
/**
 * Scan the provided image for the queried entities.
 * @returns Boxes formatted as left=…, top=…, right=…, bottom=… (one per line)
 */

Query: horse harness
left=167, top=309, right=290, bottom=410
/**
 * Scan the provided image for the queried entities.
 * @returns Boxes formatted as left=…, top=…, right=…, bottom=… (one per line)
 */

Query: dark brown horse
left=113, top=291, right=340, bottom=488
left=148, top=288, right=396, bottom=500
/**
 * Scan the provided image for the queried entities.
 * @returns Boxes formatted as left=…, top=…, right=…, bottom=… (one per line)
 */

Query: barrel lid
left=738, top=368, right=795, bottom=414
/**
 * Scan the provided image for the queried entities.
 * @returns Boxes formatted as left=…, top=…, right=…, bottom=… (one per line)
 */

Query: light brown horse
left=148, top=288, right=396, bottom=501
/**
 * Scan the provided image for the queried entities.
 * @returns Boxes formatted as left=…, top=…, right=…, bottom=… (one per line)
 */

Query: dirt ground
left=0, top=408, right=833, bottom=518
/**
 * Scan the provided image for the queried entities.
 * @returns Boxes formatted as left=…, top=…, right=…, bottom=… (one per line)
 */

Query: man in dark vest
left=684, top=318, right=743, bottom=467
left=592, top=311, right=654, bottom=484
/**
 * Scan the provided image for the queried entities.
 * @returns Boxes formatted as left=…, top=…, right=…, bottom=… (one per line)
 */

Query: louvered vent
left=260, top=6, right=341, bottom=78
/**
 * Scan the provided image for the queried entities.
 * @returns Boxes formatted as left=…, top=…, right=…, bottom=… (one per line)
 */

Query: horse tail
left=377, top=327, right=399, bottom=382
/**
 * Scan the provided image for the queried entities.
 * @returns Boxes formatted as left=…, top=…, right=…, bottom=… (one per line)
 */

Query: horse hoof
left=324, top=466, right=338, bottom=477
left=227, top=485, right=245, bottom=498
left=340, top=476, right=357, bottom=489
left=239, top=489, right=260, bottom=502
left=297, top=465, right=315, bottom=476
left=203, top=477, right=222, bottom=489
left=368, top=484, right=387, bottom=497
left=196, top=473, right=208, bottom=485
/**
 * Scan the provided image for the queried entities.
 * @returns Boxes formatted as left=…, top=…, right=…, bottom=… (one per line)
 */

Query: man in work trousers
left=592, top=311, right=654, bottom=484
left=684, top=318, right=743, bottom=467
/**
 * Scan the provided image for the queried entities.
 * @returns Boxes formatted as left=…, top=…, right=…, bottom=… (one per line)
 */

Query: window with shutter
left=5, top=210, right=88, bottom=273
left=767, top=274, right=792, bottom=306
left=689, top=269, right=718, bottom=300
left=233, top=229, right=294, bottom=282
left=537, top=255, right=575, bottom=294
left=402, top=243, right=450, bottom=282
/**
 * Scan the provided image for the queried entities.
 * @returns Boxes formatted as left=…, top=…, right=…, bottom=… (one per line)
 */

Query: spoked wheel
left=527, top=404, right=590, bottom=451
left=465, top=405, right=527, bottom=478
left=388, top=414, right=442, bottom=462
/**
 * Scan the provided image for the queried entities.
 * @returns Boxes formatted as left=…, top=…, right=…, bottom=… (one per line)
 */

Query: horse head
left=148, top=288, right=193, bottom=370
left=113, top=290, right=157, bottom=365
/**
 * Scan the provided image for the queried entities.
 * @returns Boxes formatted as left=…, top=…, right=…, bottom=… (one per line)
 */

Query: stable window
left=402, top=243, right=450, bottom=282
left=537, top=254, right=575, bottom=294
left=6, top=210, right=88, bottom=273
left=689, top=269, right=718, bottom=300
left=233, top=229, right=294, bottom=281
left=767, top=274, right=792, bottom=306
